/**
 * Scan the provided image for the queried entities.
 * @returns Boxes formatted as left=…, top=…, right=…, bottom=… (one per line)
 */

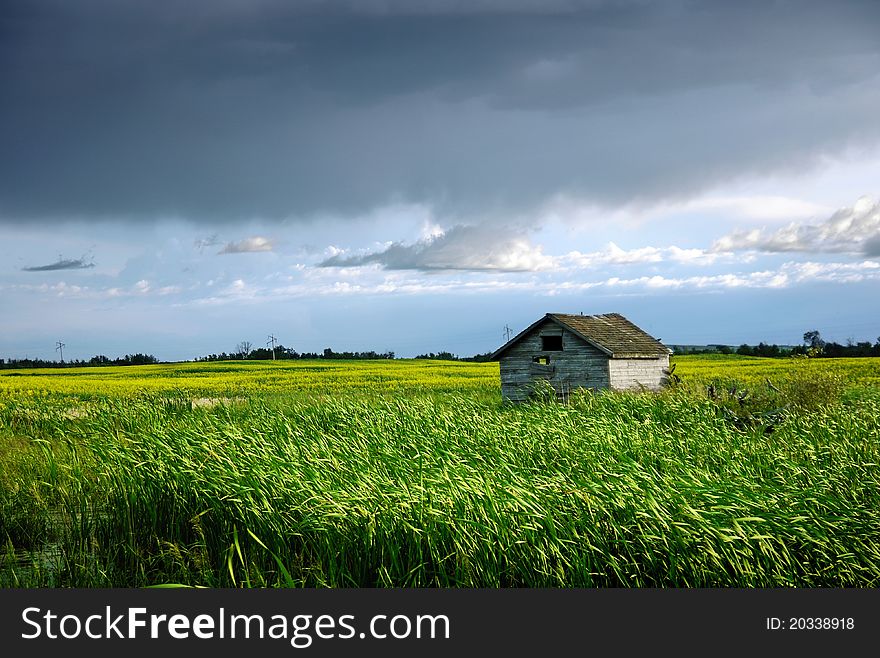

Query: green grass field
left=1, top=356, right=878, bottom=586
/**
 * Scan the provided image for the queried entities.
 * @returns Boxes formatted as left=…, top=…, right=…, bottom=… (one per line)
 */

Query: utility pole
left=503, top=324, right=512, bottom=342
left=267, top=334, right=278, bottom=361
left=55, top=340, right=65, bottom=363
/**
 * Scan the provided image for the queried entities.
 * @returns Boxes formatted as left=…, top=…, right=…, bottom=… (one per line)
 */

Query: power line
left=55, top=340, right=65, bottom=363
left=267, top=334, right=278, bottom=361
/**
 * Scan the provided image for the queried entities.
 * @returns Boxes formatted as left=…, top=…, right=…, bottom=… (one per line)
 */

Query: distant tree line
left=733, top=343, right=791, bottom=357
left=669, top=344, right=737, bottom=355
left=796, top=330, right=880, bottom=358
left=0, top=353, right=159, bottom=369
left=195, top=344, right=494, bottom=363
left=672, top=330, right=880, bottom=358
left=414, top=351, right=493, bottom=362
left=195, top=344, right=396, bottom=362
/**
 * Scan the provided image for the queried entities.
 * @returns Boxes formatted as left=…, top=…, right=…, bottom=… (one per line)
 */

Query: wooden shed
left=490, top=313, right=672, bottom=402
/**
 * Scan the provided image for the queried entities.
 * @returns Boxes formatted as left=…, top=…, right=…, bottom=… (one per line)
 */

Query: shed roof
left=490, top=312, right=671, bottom=360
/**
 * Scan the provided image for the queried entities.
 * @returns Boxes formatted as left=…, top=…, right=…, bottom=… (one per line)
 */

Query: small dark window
left=541, top=335, right=563, bottom=351
left=532, top=356, right=550, bottom=365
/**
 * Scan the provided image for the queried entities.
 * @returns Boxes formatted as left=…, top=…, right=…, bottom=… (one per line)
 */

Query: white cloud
left=559, top=242, right=727, bottom=269
left=219, top=236, right=275, bottom=254
left=182, top=256, right=880, bottom=306
left=562, top=242, right=663, bottom=267
left=681, top=195, right=832, bottom=222
left=712, top=196, right=880, bottom=255
left=188, top=278, right=263, bottom=305
left=533, top=192, right=832, bottom=231
left=598, top=260, right=880, bottom=291
left=0, top=277, right=190, bottom=301
left=320, top=232, right=737, bottom=275
left=319, top=224, right=555, bottom=272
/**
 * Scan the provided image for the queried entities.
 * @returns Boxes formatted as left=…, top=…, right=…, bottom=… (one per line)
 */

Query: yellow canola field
left=0, top=359, right=500, bottom=399
left=672, top=354, right=880, bottom=388
left=0, top=355, right=878, bottom=400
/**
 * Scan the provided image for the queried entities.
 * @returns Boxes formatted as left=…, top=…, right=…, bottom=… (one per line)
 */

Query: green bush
left=781, top=360, right=846, bottom=410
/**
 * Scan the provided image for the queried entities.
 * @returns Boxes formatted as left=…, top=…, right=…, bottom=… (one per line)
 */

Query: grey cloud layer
left=2, top=1, right=879, bottom=222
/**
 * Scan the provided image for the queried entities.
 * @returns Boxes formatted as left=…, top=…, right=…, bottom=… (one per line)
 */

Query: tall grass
left=2, top=372, right=879, bottom=587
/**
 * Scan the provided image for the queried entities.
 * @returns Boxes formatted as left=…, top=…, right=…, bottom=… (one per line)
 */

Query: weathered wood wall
left=607, top=354, right=669, bottom=391
left=499, top=320, right=610, bottom=401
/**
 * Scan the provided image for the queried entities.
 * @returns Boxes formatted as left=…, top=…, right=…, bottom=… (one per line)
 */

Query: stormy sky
left=2, top=0, right=879, bottom=361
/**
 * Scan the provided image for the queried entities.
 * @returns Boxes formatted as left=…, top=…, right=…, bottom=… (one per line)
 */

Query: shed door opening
left=541, top=335, right=563, bottom=351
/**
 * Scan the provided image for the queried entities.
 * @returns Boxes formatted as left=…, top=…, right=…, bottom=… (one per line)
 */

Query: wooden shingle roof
left=491, top=312, right=670, bottom=360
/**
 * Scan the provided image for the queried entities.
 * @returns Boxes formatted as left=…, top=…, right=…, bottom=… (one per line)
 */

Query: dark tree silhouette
left=803, top=330, right=825, bottom=349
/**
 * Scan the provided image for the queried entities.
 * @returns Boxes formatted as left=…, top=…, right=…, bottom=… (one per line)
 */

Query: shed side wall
left=607, top=354, right=670, bottom=391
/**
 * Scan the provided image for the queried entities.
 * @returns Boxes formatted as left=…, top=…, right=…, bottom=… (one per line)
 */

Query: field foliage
left=1, top=356, right=878, bottom=587
left=0, top=359, right=498, bottom=401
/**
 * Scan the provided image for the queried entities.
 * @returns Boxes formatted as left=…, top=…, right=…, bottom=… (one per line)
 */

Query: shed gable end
left=499, top=321, right=611, bottom=401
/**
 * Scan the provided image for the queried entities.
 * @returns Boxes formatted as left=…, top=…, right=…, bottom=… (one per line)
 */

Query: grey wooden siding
left=607, top=354, right=669, bottom=391
left=499, top=320, right=610, bottom=401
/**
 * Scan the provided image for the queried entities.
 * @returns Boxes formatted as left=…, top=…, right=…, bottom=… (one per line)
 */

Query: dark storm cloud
left=1, top=0, right=879, bottom=222
left=22, top=257, right=95, bottom=272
